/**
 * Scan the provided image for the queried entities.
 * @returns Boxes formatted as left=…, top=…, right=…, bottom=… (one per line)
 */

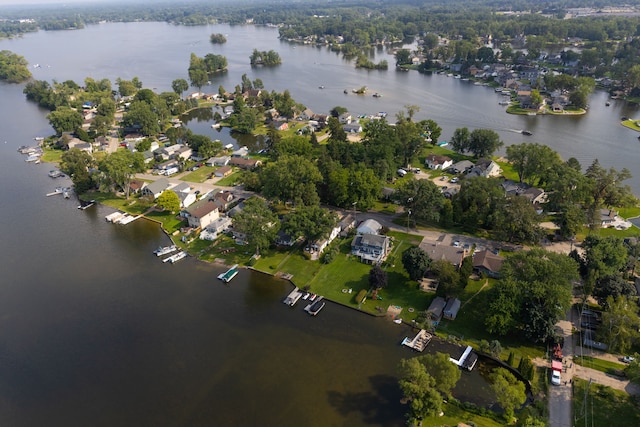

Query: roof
left=355, top=233, right=389, bottom=248
left=427, top=296, right=447, bottom=319
left=443, top=298, right=461, bottom=318
left=187, top=200, right=218, bottom=218
left=472, top=250, right=504, bottom=273
left=229, top=157, right=260, bottom=168
left=357, top=219, right=382, bottom=235
left=145, top=178, right=171, bottom=195
left=419, top=241, right=465, bottom=266
left=426, top=154, right=452, bottom=165
left=215, top=165, right=232, bottom=175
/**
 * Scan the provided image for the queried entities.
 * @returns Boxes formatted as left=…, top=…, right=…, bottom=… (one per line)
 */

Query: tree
left=260, top=155, right=322, bottom=206
left=171, top=78, right=189, bottom=98
left=433, top=259, right=461, bottom=298
left=468, top=128, right=503, bottom=158
left=209, top=33, right=227, bottom=44
left=394, top=48, right=411, bottom=65
left=459, top=256, right=473, bottom=289
left=198, top=139, right=222, bottom=159
left=402, top=246, right=431, bottom=281
left=116, top=77, right=138, bottom=97
left=397, top=358, right=442, bottom=424
left=489, top=340, right=502, bottom=358
left=0, top=50, right=32, bottom=83
left=155, top=190, right=180, bottom=213
left=395, top=179, right=444, bottom=223
left=282, top=205, right=337, bottom=242
left=593, top=275, right=636, bottom=307
left=369, top=265, right=388, bottom=290
left=419, top=352, right=461, bottom=398
left=506, top=142, right=562, bottom=185
left=582, top=235, right=628, bottom=288
left=490, top=368, right=526, bottom=420
left=47, top=106, right=83, bottom=135
left=494, top=195, right=543, bottom=244
left=452, top=177, right=504, bottom=231
left=327, top=116, right=347, bottom=142
left=98, top=149, right=145, bottom=198
left=599, top=296, right=640, bottom=354
left=122, top=101, right=160, bottom=136
left=450, top=127, right=470, bottom=153
left=625, top=354, right=640, bottom=385
left=60, top=148, right=95, bottom=194
left=584, top=160, right=634, bottom=227
left=232, top=197, right=280, bottom=256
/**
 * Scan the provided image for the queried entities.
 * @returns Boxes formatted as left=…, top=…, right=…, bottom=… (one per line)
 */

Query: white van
left=397, top=169, right=407, bottom=177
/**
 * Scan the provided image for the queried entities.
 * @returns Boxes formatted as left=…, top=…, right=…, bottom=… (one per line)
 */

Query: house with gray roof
left=351, top=233, right=391, bottom=264
left=449, top=160, right=474, bottom=174
left=185, top=199, right=220, bottom=229
left=141, top=178, right=173, bottom=199
left=419, top=241, right=466, bottom=268
left=472, top=250, right=504, bottom=278
left=357, top=219, right=382, bottom=235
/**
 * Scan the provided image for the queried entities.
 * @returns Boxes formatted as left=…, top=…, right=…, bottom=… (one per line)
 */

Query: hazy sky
left=0, top=0, right=108, bottom=5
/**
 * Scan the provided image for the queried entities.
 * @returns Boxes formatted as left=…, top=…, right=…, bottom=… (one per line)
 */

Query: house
left=465, top=159, right=501, bottom=178
left=229, top=157, right=262, bottom=170
left=425, top=154, right=453, bottom=170
left=175, top=145, right=193, bottom=160
left=472, top=250, right=504, bottom=278
left=200, top=216, right=233, bottom=240
left=338, top=112, right=352, bottom=124
left=206, top=155, right=230, bottom=167
left=141, top=178, right=172, bottom=199
left=351, top=233, right=391, bottom=264
left=214, top=165, right=233, bottom=178
left=186, top=199, right=220, bottom=229
left=129, top=180, right=145, bottom=194
left=298, top=108, right=314, bottom=121
left=171, top=182, right=197, bottom=208
left=357, top=219, right=382, bottom=235
left=521, top=187, right=547, bottom=205
left=232, top=146, right=249, bottom=158
left=310, top=224, right=341, bottom=254
left=159, top=143, right=183, bottom=159
left=449, top=160, right=474, bottom=174
left=275, top=230, right=297, bottom=246
left=381, top=187, right=396, bottom=201
left=419, top=241, right=466, bottom=268
left=343, top=122, right=362, bottom=133
left=443, top=298, right=461, bottom=320
left=600, top=209, right=618, bottom=227
left=155, top=159, right=179, bottom=172
left=339, top=214, right=357, bottom=236
left=67, top=140, right=93, bottom=153
left=426, top=296, right=447, bottom=322
left=271, top=120, right=289, bottom=131
left=212, top=190, right=234, bottom=212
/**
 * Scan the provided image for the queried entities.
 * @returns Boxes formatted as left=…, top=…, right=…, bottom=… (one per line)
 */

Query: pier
left=401, top=329, right=432, bottom=352
left=449, top=346, right=478, bottom=371
left=283, top=287, right=304, bottom=306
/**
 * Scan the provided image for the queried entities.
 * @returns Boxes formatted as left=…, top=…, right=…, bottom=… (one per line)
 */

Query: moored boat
left=218, top=264, right=239, bottom=283
left=154, top=245, right=177, bottom=256
left=163, top=251, right=187, bottom=263
left=304, top=296, right=325, bottom=316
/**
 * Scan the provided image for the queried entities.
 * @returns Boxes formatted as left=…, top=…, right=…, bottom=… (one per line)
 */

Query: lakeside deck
left=401, top=329, right=433, bottom=352
left=283, top=287, right=304, bottom=306
left=449, top=345, right=478, bottom=371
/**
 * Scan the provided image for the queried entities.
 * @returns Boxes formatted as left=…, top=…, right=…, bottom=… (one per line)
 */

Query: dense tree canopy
left=232, top=197, right=280, bottom=256
left=402, top=246, right=431, bottom=281
left=0, top=50, right=31, bottom=83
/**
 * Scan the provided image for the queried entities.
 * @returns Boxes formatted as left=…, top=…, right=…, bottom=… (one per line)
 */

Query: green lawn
left=40, top=146, right=64, bottom=163
left=216, top=170, right=242, bottom=186
left=145, top=210, right=185, bottom=234
left=573, top=378, right=640, bottom=427
left=574, top=355, right=627, bottom=376
left=417, top=402, right=505, bottom=427
left=181, top=166, right=215, bottom=183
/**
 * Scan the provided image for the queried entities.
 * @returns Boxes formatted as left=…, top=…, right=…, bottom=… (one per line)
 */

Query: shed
left=443, top=298, right=461, bottom=320
left=426, top=296, right=447, bottom=322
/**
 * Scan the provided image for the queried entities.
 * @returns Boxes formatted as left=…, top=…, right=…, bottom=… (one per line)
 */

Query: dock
left=401, top=329, right=433, bottom=352
left=218, top=264, right=239, bottom=283
left=449, top=345, right=478, bottom=371
left=283, top=287, right=304, bottom=306
left=304, top=296, right=325, bottom=316
left=104, top=211, right=142, bottom=225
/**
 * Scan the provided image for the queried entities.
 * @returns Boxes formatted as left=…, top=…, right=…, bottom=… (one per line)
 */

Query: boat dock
left=218, top=264, right=239, bottom=283
left=449, top=345, right=478, bottom=371
left=105, top=211, right=142, bottom=225
left=163, top=251, right=187, bottom=264
left=304, top=296, right=325, bottom=316
left=401, top=329, right=433, bottom=352
left=283, top=287, right=304, bottom=306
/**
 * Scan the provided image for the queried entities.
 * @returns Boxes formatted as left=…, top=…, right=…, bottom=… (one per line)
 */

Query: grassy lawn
left=619, top=205, right=640, bottom=219
left=41, top=146, right=64, bottom=163
left=418, top=402, right=505, bottom=427
left=82, top=192, right=153, bottom=215
left=181, top=166, right=215, bottom=183
left=574, top=355, right=627, bottom=376
left=371, top=199, right=399, bottom=215
left=573, top=378, right=640, bottom=427
left=216, top=170, right=242, bottom=186
left=145, top=210, right=185, bottom=234
left=621, top=119, right=640, bottom=132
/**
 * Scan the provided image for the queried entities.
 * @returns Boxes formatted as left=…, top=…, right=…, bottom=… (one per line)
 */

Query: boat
left=48, top=170, right=64, bottom=178
left=522, top=130, right=533, bottom=136
left=304, top=296, right=325, bottom=316
left=211, top=123, right=221, bottom=129
left=163, top=251, right=187, bottom=264
left=318, top=85, right=325, bottom=89
left=25, top=154, right=41, bottom=163
left=606, top=101, right=611, bottom=106
left=344, top=89, right=348, bottom=94
left=218, top=264, right=239, bottom=283
left=154, top=245, right=177, bottom=256
left=498, top=100, right=510, bottom=105
left=34, top=136, right=44, bottom=142
left=527, top=112, right=536, bottom=116
left=78, top=200, right=95, bottom=210
left=283, top=287, right=303, bottom=306
left=437, top=141, right=448, bottom=147
left=372, top=93, right=382, bottom=98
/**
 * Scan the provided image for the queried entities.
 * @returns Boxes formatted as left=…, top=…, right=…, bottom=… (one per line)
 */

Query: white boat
left=154, top=245, right=177, bottom=256
left=163, top=251, right=187, bottom=263
left=211, top=123, right=221, bottom=129
left=25, top=154, right=41, bottom=163
left=218, top=264, right=239, bottom=283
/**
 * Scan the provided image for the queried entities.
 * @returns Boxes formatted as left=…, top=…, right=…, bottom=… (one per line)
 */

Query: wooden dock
left=401, top=329, right=432, bottom=352
left=449, top=345, right=478, bottom=371
left=283, top=287, right=303, bottom=306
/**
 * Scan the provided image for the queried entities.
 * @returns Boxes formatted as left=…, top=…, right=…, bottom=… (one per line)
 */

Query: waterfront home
left=141, top=178, right=172, bottom=199
left=472, top=250, right=504, bottom=278
left=600, top=209, right=619, bottom=227
left=311, top=114, right=328, bottom=128
left=206, top=155, right=230, bottom=167
left=200, top=216, right=232, bottom=241
left=338, top=112, right=353, bottom=124
left=419, top=241, right=466, bottom=268
left=229, top=157, right=261, bottom=170
left=67, top=140, right=93, bottom=153
left=298, top=108, right=314, bottom=121
left=214, top=165, right=233, bottom=178
left=232, top=146, right=249, bottom=158
left=443, top=298, right=461, bottom=320
left=309, top=223, right=341, bottom=255
left=171, top=182, right=197, bottom=208
left=465, top=159, right=501, bottom=178
left=351, top=233, right=391, bottom=264
left=129, top=179, right=145, bottom=195
left=343, top=122, right=362, bottom=133
left=357, top=219, right=382, bottom=235
left=448, top=160, right=474, bottom=174
left=275, top=230, right=296, bottom=246
left=425, top=154, right=453, bottom=170
left=426, top=296, right=447, bottom=323
left=186, top=199, right=220, bottom=229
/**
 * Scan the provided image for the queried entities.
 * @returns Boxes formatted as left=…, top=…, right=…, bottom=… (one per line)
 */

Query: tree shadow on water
left=326, top=374, right=405, bottom=426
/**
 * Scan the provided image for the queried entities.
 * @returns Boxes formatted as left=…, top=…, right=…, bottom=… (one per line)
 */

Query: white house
left=186, top=200, right=220, bottom=229
left=141, top=178, right=173, bottom=199
left=425, top=154, right=453, bottom=170
left=310, top=224, right=341, bottom=254
left=357, top=219, right=382, bottom=235
left=171, top=182, right=197, bottom=208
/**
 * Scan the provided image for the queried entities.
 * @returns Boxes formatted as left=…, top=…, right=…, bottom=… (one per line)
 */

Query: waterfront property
left=185, top=199, right=220, bottom=229
left=351, top=233, right=391, bottom=264
left=283, top=287, right=304, bottom=306
left=472, top=250, right=504, bottom=278
left=401, top=329, right=432, bottom=352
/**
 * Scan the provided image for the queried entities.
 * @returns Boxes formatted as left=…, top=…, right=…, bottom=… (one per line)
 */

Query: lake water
left=0, top=21, right=631, bottom=425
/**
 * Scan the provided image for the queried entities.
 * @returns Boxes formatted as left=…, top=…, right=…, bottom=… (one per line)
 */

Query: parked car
left=450, top=177, right=459, bottom=183
left=551, top=370, right=561, bottom=386
left=622, top=356, right=635, bottom=363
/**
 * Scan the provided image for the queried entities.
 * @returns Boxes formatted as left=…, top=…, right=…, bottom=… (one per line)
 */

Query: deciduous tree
left=232, top=197, right=280, bottom=256
left=402, top=246, right=431, bottom=281
left=156, top=190, right=181, bottom=213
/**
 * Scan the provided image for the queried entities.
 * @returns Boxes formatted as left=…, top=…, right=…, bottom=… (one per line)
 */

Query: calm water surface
left=0, top=21, right=633, bottom=426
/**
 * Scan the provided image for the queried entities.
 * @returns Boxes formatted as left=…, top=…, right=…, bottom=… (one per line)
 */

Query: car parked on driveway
left=622, top=356, right=635, bottom=363
left=551, top=370, right=561, bottom=386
